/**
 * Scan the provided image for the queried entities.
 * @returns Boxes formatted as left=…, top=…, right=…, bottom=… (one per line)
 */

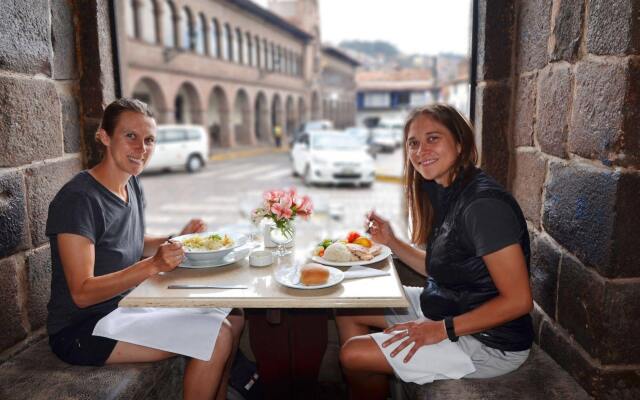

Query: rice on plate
left=323, top=242, right=356, bottom=262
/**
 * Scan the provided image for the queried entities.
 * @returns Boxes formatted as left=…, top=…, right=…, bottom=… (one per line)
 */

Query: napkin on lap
left=93, top=307, right=231, bottom=361
left=343, top=265, right=390, bottom=279
left=370, top=331, right=475, bottom=384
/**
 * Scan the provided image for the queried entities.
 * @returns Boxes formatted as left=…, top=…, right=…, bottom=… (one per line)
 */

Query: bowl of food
left=173, top=231, right=248, bottom=264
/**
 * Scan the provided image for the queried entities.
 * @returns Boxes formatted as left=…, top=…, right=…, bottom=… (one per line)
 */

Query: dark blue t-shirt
left=46, top=171, right=145, bottom=334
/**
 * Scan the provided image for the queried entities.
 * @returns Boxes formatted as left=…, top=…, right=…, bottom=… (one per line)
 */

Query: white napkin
left=343, top=265, right=390, bottom=279
left=370, top=330, right=476, bottom=384
left=93, top=307, right=231, bottom=361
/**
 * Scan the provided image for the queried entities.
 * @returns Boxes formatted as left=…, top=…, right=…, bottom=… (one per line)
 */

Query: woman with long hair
left=336, top=104, right=534, bottom=399
left=46, top=98, right=243, bottom=399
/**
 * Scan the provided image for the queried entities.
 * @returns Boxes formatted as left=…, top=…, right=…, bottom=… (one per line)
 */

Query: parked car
left=378, top=119, right=405, bottom=147
left=290, top=130, right=375, bottom=187
left=370, top=127, right=397, bottom=153
left=145, top=125, right=209, bottom=173
left=291, top=119, right=334, bottom=144
left=344, top=126, right=379, bottom=158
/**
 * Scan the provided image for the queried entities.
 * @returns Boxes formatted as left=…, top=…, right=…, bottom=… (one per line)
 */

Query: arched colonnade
left=130, top=75, right=315, bottom=148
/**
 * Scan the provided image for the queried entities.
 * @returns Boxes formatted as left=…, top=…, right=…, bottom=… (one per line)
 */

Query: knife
left=167, top=284, right=248, bottom=289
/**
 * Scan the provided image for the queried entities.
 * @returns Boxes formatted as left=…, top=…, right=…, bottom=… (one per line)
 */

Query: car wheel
left=361, top=182, right=373, bottom=189
left=303, top=165, right=313, bottom=187
left=186, top=155, right=203, bottom=173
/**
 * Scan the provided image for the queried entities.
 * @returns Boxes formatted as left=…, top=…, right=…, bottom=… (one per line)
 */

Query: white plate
left=274, top=265, right=344, bottom=290
left=311, top=245, right=392, bottom=267
left=178, top=247, right=251, bottom=269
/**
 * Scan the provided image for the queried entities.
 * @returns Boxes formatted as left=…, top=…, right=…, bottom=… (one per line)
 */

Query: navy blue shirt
left=46, top=171, right=145, bottom=334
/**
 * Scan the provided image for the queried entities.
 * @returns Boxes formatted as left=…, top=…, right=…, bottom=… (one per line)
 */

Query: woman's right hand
left=151, top=241, right=184, bottom=273
left=365, top=210, right=396, bottom=247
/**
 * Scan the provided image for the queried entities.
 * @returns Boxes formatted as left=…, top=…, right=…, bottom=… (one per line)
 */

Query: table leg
left=247, top=309, right=329, bottom=400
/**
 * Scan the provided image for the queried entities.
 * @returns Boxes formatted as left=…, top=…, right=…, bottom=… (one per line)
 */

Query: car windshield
left=312, top=134, right=363, bottom=150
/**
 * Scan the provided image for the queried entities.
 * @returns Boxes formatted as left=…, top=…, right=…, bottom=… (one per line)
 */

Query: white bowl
left=173, top=231, right=248, bottom=264
left=249, top=250, right=273, bottom=267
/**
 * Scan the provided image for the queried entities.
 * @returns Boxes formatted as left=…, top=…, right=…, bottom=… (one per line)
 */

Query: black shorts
left=49, top=313, right=118, bottom=366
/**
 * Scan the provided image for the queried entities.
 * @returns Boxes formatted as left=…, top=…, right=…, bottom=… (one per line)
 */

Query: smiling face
left=406, top=114, right=461, bottom=187
left=97, top=111, right=157, bottom=177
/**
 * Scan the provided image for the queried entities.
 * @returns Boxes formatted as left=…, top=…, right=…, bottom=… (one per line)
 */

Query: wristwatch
left=444, top=316, right=458, bottom=342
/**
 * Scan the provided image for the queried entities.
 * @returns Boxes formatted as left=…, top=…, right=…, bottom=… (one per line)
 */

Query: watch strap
left=444, top=316, right=458, bottom=342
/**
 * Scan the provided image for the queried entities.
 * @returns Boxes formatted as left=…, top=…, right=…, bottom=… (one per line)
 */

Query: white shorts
left=376, top=286, right=530, bottom=383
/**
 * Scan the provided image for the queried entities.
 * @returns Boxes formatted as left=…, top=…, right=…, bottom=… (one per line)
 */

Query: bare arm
left=58, top=233, right=184, bottom=308
left=383, top=243, right=533, bottom=362
left=143, top=218, right=206, bottom=257
left=367, top=211, right=427, bottom=276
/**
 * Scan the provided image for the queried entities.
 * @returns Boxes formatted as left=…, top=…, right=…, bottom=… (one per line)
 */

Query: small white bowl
left=249, top=250, right=273, bottom=267
left=173, top=231, right=248, bottom=264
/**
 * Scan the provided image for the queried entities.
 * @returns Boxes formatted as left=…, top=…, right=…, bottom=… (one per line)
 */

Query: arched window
left=235, top=28, right=243, bottom=64
left=210, top=18, right=220, bottom=57
left=275, top=45, right=281, bottom=73
left=270, top=42, right=276, bottom=71
left=246, top=32, right=253, bottom=66
left=263, top=39, right=269, bottom=70
left=221, top=24, right=233, bottom=61
left=284, top=49, right=289, bottom=74
left=255, top=35, right=261, bottom=68
left=162, top=0, right=176, bottom=47
left=194, top=13, right=205, bottom=54
left=126, top=0, right=136, bottom=38
left=139, top=0, right=156, bottom=43
left=225, top=24, right=234, bottom=61
left=179, top=7, right=193, bottom=50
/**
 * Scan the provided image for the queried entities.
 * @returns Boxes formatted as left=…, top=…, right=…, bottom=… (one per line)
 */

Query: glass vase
left=269, top=223, right=294, bottom=257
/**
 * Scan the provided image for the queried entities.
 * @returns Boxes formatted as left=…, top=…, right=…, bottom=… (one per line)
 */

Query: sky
left=255, top=0, right=472, bottom=56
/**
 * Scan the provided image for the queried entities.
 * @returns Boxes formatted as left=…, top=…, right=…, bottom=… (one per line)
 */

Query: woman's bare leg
left=340, top=335, right=394, bottom=400
left=105, top=312, right=243, bottom=400
left=215, top=310, right=245, bottom=400
left=335, top=311, right=392, bottom=400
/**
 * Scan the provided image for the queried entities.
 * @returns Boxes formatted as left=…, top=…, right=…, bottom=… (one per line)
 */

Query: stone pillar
left=154, top=0, right=164, bottom=46
left=479, top=0, right=640, bottom=398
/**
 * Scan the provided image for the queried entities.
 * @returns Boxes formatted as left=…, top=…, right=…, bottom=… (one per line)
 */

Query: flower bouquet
left=252, top=188, right=313, bottom=256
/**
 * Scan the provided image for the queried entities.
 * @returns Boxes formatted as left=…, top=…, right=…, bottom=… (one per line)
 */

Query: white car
left=378, top=119, right=405, bottom=147
left=145, top=125, right=209, bottom=173
left=291, top=130, right=375, bottom=187
left=371, top=127, right=397, bottom=152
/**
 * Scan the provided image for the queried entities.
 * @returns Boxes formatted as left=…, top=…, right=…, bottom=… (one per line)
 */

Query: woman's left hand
left=382, top=319, right=448, bottom=363
left=179, top=218, right=207, bottom=235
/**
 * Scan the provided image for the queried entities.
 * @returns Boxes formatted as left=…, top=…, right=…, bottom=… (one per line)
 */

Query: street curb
left=375, top=174, right=403, bottom=184
left=209, top=147, right=288, bottom=161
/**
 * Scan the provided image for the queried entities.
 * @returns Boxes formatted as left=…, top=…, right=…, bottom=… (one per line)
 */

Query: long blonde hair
left=404, top=104, right=478, bottom=245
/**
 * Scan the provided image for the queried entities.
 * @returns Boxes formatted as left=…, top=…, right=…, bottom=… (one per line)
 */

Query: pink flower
left=296, top=195, right=313, bottom=219
left=271, top=202, right=293, bottom=220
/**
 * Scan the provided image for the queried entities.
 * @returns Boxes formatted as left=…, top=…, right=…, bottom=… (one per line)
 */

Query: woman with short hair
left=46, top=98, right=243, bottom=400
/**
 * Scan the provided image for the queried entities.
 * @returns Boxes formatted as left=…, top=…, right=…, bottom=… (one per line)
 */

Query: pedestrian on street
left=336, top=104, right=534, bottom=399
left=46, top=98, right=244, bottom=400
left=273, top=124, right=282, bottom=147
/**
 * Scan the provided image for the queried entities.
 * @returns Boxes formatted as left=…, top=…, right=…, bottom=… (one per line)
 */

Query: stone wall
left=0, top=0, right=115, bottom=360
left=476, top=0, right=640, bottom=398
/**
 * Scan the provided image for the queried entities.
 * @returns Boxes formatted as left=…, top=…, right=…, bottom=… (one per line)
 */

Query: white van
left=145, top=125, right=209, bottom=173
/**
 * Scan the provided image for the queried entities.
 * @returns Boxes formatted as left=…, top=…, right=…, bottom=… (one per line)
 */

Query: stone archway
left=131, top=77, right=168, bottom=123
left=207, top=86, right=230, bottom=148
left=233, top=89, right=252, bottom=145
left=285, top=95, right=296, bottom=139
left=174, top=81, right=202, bottom=124
left=254, top=91, right=270, bottom=143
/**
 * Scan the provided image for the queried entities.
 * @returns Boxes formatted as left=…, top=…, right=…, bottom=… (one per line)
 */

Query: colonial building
left=119, top=0, right=358, bottom=148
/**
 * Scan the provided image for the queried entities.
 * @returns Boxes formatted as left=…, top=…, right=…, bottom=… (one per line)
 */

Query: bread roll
left=300, top=263, right=330, bottom=285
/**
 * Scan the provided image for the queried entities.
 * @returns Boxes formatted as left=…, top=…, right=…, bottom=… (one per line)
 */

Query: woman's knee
left=340, top=336, right=370, bottom=371
left=211, top=323, right=233, bottom=361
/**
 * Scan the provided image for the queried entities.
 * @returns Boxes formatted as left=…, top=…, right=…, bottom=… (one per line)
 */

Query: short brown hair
left=403, top=104, right=478, bottom=245
left=96, top=98, right=154, bottom=156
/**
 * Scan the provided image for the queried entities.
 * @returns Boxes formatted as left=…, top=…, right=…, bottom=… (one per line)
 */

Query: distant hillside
left=338, top=40, right=400, bottom=59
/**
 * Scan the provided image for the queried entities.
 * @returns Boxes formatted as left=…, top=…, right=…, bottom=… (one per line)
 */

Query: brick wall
left=0, top=0, right=115, bottom=360
left=477, top=0, right=640, bottom=398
